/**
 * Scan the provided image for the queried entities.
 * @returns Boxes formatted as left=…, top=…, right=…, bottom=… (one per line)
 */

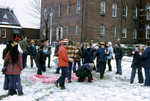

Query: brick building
left=40, top=0, right=149, bottom=44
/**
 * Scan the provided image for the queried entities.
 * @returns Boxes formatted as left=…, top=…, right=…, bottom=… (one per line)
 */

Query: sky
left=0, top=0, right=40, bottom=28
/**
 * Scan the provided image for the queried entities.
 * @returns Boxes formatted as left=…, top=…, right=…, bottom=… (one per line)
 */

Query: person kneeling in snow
left=76, top=63, right=94, bottom=83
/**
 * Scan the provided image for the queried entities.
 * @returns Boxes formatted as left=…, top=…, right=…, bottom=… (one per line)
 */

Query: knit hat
left=59, top=41, right=62, bottom=45
left=108, top=42, right=112, bottom=46
left=14, top=38, right=19, bottom=42
left=63, top=38, right=68, bottom=45
left=12, top=43, right=18, bottom=47
left=89, top=63, right=94, bottom=69
left=45, top=38, right=49, bottom=41
left=7, top=40, right=13, bottom=44
left=91, top=40, right=94, bottom=42
left=101, top=42, right=105, bottom=45
left=31, top=40, right=34, bottom=44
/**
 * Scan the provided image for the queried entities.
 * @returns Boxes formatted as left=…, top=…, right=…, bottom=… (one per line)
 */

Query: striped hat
left=63, top=38, right=68, bottom=45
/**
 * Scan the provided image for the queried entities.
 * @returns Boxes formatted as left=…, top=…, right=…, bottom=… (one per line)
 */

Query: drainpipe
left=81, top=0, right=84, bottom=43
left=121, top=0, right=123, bottom=44
left=137, top=0, right=140, bottom=43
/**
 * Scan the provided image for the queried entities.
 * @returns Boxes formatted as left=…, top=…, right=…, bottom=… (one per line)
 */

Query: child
left=29, top=40, right=38, bottom=68
left=37, top=43, right=46, bottom=75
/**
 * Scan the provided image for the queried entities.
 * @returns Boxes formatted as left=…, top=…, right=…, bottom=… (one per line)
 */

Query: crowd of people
left=2, top=36, right=150, bottom=95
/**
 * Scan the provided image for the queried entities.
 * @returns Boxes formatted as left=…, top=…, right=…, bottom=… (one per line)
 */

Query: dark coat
left=94, top=47, right=108, bottom=63
left=2, top=47, right=10, bottom=67
left=28, top=45, right=37, bottom=56
left=141, top=47, right=150, bottom=69
left=76, top=64, right=92, bottom=72
left=37, top=49, right=46, bottom=65
left=82, top=48, right=94, bottom=64
left=131, top=51, right=142, bottom=69
left=115, top=47, right=124, bottom=59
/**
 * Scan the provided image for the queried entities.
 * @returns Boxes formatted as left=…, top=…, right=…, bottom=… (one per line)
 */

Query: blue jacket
left=77, top=64, right=92, bottom=72
left=29, top=45, right=37, bottom=56
left=82, top=48, right=95, bottom=64
left=107, top=46, right=113, bottom=59
left=141, top=47, right=150, bottom=69
left=115, top=47, right=124, bottom=59
left=94, top=47, right=108, bottom=62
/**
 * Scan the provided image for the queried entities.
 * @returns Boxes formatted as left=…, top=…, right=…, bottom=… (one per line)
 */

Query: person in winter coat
left=37, top=43, right=46, bottom=75
left=107, top=42, right=114, bottom=71
left=54, top=38, right=74, bottom=90
left=94, top=42, right=109, bottom=79
left=19, top=36, right=28, bottom=68
left=96, top=42, right=101, bottom=72
left=14, top=38, right=23, bottom=54
left=44, top=38, right=51, bottom=68
left=67, top=40, right=76, bottom=83
left=130, top=44, right=144, bottom=84
left=76, top=63, right=94, bottom=82
left=4, top=43, right=23, bottom=96
left=115, top=43, right=124, bottom=75
left=140, top=41, right=150, bottom=87
left=73, top=42, right=82, bottom=73
left=29, top=40, right=38, bottom=68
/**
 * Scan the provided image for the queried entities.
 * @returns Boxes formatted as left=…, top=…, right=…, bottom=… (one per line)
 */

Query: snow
left=0, top=44, right=150, bottom=101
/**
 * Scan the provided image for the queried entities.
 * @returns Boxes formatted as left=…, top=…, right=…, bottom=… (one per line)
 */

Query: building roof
left=0, top=7, right=21, bottom=27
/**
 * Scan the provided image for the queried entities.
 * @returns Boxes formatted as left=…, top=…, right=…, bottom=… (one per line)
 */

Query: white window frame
left=133, top=7, right=137, bottom=18
left=100, top=1, right=106, bottom=14
left=100, top=25, right=105, bottom=35
left=76, top=0, right=80, bottom=14
left=123, top=5, right=128, bottom=17
left=1, top=29, right=6, bottom=38
left=122, top=28, right=127, bottom=38
left=147, top=6, right=150, bottom=20
left=112, top=3, right=117, bottom=17
left=132, top=29, right=137, bottom=39
left=58, top=4, right=62, bottom=17
left=146, top=25, right=150, bottom=39
left=112, top=27, right=116, bottom=37
left=76, top=24, right=79, bottom=35
left=66, top=25, right=70, bottom=35
left=43, top=28, right=46, bottom=36
left=67, top=2, right=71, bottom=16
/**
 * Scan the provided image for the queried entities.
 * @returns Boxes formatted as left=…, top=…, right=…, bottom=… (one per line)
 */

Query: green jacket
left=19, top=40, right=28, bottom=54
left=2, top=48, right=9, bottom=67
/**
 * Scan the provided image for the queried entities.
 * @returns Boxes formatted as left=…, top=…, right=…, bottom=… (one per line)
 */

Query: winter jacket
left=54, top=44, right=61, bottom=56
left=115, top=47, right=124, bottom=59
left=141, top=47, right=150, bottom=69
left=131, top=51, right=142, bottom=69
left=67, top=45, right=76, bottom=59
left=2, top=47, right=10, bottom=67
left=74, top=48, right=82, bottom=61
left=82, top=48, right=95, bottom=64
left=4, top=52, right=23, bottom=75
left=44, top=42, right=51, bottom=55
left=94, top=47, right=108, bottom=63
left=19, top=40, right=28, bottom=54
left=37, top=49, right=46, bottom=65
left=58, top=45, right=69, bottom=67
left=76, top=64, right=92, bottom=72
left=29, top=45, right=37, bottom=56
left=107, top=46, right=113, bottom=59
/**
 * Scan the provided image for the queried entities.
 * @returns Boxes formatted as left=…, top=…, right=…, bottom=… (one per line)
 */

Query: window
left=43, top=28, right=46, bottom=36
left=100, top=25, right=105, bottom=36
left=122, top=28, right=127, bottom=38
left=112, top=27, right=116, bottom=37
left=67, top=2, right=71, bottom=15
left=76, top=24, right=79, bottom=35
left=132, top=29, right=137, bottom=39
left=66, top=25, right=70, bottom=35
left=100, top=1, right=106, bottom=14
left=147, top=6, right=150, bottom=20
left=76, top=0, right=80, bottom=14
left=44, top=8, right=47, bottom=18
left=58, top=4, right=62, bottom=17
left=112, top=3, right=117, bottom=17
left=146, top=25, right=150, bottom=39
left=123, top=5, right=127, bottom=18
left=1, top=29, right=6, bottom=38
left=133, top=7, right=137, bottom=19
left=51, top=5, right=54, bottom=14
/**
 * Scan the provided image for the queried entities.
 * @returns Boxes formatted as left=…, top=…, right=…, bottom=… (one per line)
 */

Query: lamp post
left=50, top=13, right=53, bottom=45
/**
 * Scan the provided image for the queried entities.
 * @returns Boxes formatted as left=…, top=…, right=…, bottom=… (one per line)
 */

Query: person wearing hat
left=107, top=42, right=114, bottom=71
left=54, top=38, right=74, bottom=90
left=94, top=42, right=109, bottom=79
left=28, top=40, right=38, bottom=68
left=14, top=38, right=23, bottom=54
left=76, top=63, right=94, bottom=82
left=44, top=38, right=51, bottom=68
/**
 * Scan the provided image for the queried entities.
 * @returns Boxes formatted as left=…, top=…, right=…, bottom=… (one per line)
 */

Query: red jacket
left=58, top=45, right=69, bottom=67
left=4, top=51, right=23, bottom=75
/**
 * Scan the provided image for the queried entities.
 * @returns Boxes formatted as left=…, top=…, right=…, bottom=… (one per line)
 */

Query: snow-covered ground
left=0, top=44, right=150, bottom=101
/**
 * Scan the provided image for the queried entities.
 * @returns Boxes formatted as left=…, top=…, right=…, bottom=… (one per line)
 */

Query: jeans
left=76, top=70, right=93, bottom=82
left=55, top=67, right=61, bottom=73
left=68, top=62, right=72, bottom=80
left=99, top=62, right=106, bottom=79
left=73, top=61, right=81, bottom=72
left=108, top=59, right=112, bottom=71
left=144, top=68, right=150, bottom=86
left=57, top=67, right=68, bottom=87
left=116, top=59, right=122, bottom=74
left=96, top=62, right=100, bottom=72
left=30, top=55, right=38, bottom=67
left=37, top=64, right=45, bottom=75
left=130, top=67, right=144, bottom=83
left=8, top=75, right=23, bottom=95
left=45, top=55, right=51, bottom=67
left=22, top=53, right=27, bottom=68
